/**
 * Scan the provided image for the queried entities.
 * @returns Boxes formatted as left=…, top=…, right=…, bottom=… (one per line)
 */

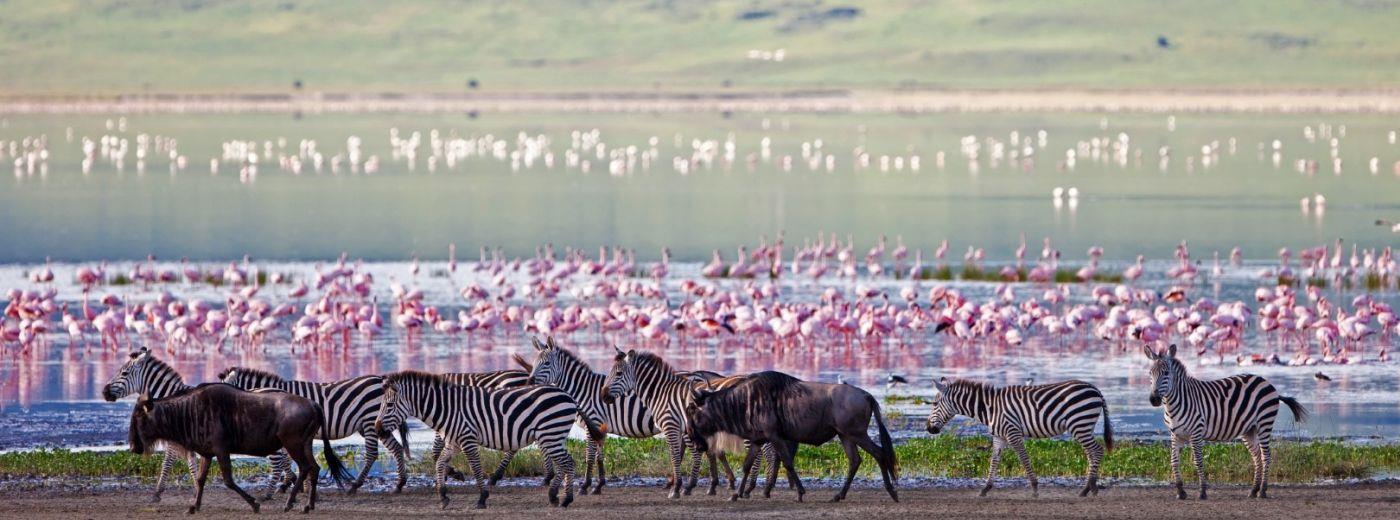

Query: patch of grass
left=926, top=266, right=954, bottom=281
left=10, top=439, right=1399, bottom=485
left=1304, top=276, right=1328, bottom=288
left=959, top=265, right=986, bottom=281
left=1362, top=273, right=1388, bottom=291
left=108, top=274, right=132, bottom=286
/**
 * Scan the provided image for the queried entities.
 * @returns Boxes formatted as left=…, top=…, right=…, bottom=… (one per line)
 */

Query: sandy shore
left=4, top=89, right=1400, bottom=114
left=3, top=482, right=1397, bottom=519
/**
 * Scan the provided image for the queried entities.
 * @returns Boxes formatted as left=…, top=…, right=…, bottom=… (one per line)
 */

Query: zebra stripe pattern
left=374, top=371, right=581, bottom=509
left=602, top=348, right=708, bottom=499
left=218, top=367, right=410, bottom=494
left=1145, top=344, right=1308, bottom=500
left=100, top=347, right=200, bottom=503
left=927, top=376, right=1113, bottom=497
left=426, top=369, right=532, bottom=483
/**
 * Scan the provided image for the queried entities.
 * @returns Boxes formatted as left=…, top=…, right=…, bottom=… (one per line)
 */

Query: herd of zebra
left=102, top=339, right=1309, bottom=513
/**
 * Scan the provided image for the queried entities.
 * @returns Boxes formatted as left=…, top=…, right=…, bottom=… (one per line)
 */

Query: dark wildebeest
left=128, top=383, right=352, bottom=514
left=685, top=370, right=899, bottom=503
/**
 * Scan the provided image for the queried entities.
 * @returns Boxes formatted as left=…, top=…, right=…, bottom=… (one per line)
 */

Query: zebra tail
left=1280, top=396, right=1309, bottom=423
left=867, top=394, right=899, bottom=480
left=583, top=415, right=607, bottom=444
left=398, top=420, right=411, bottom=460
left=1101, top=403, right=1114, bottom=452
left=317, top=408, right=354, bottom=486
left=510, top=353, right=533, bottom=372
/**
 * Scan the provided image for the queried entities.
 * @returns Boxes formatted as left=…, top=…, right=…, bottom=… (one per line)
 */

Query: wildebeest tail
left=511, top=353, right=534, bottom=372
left=1101, top=402, right=1114, bottom=452
left=867, top=394, right=898, bottom=480
left=1280, top=396, right=1309, bottom=423
left=316, top=407, right=354, bottom=485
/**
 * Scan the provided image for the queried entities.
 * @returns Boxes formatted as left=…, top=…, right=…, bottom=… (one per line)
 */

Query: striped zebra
left=373, top=370, right=590, bottom=509
left=427, top=369, right=531, bottom=483
left=101, top=347, right=202, bottom=503
left=927, top=377, right=1113, bottom=497
left=218, top=367, right=410, bottom=494
left=600, top=348, right=711, bottom=499
left=1144, top=344, right=1308, bottom=500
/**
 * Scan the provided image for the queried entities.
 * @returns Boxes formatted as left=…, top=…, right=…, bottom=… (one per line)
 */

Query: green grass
left=7, top=439, right=1399, bottom=485
left=2, top=1, right=1400, bottom=95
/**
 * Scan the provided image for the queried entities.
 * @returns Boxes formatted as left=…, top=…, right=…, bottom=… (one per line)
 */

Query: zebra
left=1144, top=344, right=1308, bottom=500
left=373, top=370, right=591, bottom=509
left=427, top=369, right=531, bottom=482
left=600, top=347, right=712, bottom=499
left=218, top=367, right=411, bottom=494
left=101, top=347, right=202, bottom=503
left=926, top=376, right=1114, bottom=498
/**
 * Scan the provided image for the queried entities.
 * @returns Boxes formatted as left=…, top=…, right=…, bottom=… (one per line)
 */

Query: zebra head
left=375, top=374, right=412, bottom=438
left=1144, top=343, right=1179, bottom=407
left=217, top=366, right=284, bottom=390
left=926, top=377, right=960, bottom=434
left=526, top=336, right=564, bottom=386
left=600, top=346, right=637, bottom=405
left=102, top=347, right=158, bottom=401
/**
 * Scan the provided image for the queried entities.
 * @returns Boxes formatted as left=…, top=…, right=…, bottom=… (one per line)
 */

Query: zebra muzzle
left=1149, top=392, right=1162, bottom=407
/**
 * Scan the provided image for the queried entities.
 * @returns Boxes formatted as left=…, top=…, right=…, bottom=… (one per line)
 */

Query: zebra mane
left=384, top=370, right=449, bottom=387
left=630, top=351, right=681, bottom=377
left=945, top=378, right=996, bottom=393
left=134, top=351, right=187, bottom=385
left=549, top=344, right=590, bottom=367
left=220, top=366, right=284, bottom=383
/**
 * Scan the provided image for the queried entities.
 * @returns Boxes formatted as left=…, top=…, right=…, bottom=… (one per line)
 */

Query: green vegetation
left=2, top=1, right=1399, bottom=95
left=7, top=438, right=1399, bottom=485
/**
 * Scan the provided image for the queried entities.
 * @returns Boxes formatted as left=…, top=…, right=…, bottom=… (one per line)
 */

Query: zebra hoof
left=150, top=494, right=163, bottom=504
left=590, top=486, right=603, bottom=496
left=186, top=506, right=198, bottom=515
left=1199, top=492, right=1208, bottom=501
left=302, top=505, right=313, bottom=514
left=474, top=502, right=487, bottom=510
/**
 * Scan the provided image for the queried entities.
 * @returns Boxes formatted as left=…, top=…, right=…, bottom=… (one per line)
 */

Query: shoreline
left=4, top=88, right=1400, bottom=114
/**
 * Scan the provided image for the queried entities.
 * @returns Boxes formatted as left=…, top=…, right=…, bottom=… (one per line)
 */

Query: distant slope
left=2, top=0, right=1399, bottom=94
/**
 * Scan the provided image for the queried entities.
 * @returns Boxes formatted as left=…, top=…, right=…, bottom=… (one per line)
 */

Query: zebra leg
left=487, top=451, right=516, bottom=486
left=982, top=436, right=1004, bottom=497
left=593, top=436, right=607, bottom=495
left=663, top=425, right=686, bottom=499
left=544, top=439, right=577, bottom=508
left=459, top=442, right=489, bottom=509
left=151, top=448, right=179, bottom=503
left=262, top=452, right=284, bottom=500
left=277, top=450, right=296, bottom=493
left=580, top=438, right=596, bottom=493
left=1170, top=435, right=1187, bottom=499
left=1190, top=436, right=1208, bottom=500
left=435, top=442, right=461, bottom=509
left=1258, top=437, right=1273, bottom=498
left=1075, top=425, right=1104, bottom=497
left=377, top=428, right=410, bottom=493
left=1009, top=436, right=1037, bottom=498
left=683, top=440, right=704, bottom=495
left=432, top=433, right=467, bottom=482
left=188, top=455, right=211, bottom=515
left=347, top=427, right=380, bottom=494
left=1243, top=433, right=1263, bottom=498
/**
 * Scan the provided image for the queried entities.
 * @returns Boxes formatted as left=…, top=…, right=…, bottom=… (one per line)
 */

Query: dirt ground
left=4, top=482, right=1398, bottom=519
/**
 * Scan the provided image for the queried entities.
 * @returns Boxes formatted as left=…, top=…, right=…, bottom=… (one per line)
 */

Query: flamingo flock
left=3, top=236, right=1397, bottom=370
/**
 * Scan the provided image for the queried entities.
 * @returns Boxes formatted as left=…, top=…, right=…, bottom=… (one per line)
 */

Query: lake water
left=0, top=112, right=1398, bottom=450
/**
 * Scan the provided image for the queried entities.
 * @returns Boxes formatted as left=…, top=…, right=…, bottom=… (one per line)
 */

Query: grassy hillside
left=2, top=0, right=1399, bottom=94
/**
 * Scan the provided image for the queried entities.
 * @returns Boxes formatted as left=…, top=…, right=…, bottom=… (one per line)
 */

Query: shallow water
left=0, top=259, right=1395, bottom=450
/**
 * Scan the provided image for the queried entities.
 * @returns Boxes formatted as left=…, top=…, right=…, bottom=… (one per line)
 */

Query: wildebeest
left=128, top=383, right=352, bottom=514
left=685, top=370, right=899, bottom=503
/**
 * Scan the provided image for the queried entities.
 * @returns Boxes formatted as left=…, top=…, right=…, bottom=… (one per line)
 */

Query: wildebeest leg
left=188, top=455, right=211, bottom=515
left=487, top=450, right=516, bottom=486
left=852, top=431, right=898, bottom=502
left=730, top=443, right=760, bottom=502
left=284, top=438, right=318, bottom=513
left=718, top=452, right=736, bottom=492
left=217, top=454, right=260, bottom=513
left=831, top=437, right=862, bottom=502
left=770, top=439, right=805, bottom=502
left=705, top=452, right=721, bottom=495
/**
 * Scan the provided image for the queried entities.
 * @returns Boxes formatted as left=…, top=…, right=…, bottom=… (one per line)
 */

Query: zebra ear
left=532, top=337, right=545, bottom=351
left=613, top=345, right=625, bottom=359
left=1166, top=343, right=1178, bottom=358
left=626, top=349, right=637, bottom=361
left=1142, top=344, right=1159, bottom=360
left=933, top=377, right=948, bottom=393
left=547, top=335, right=558, bottom=348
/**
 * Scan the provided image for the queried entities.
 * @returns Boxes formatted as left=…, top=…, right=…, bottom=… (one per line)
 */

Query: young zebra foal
left=373, top=370, right=588, bottom=509
left=1145, top=344, right=1308, bottom=500
left=926, top=377, right=1113, bottom=497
